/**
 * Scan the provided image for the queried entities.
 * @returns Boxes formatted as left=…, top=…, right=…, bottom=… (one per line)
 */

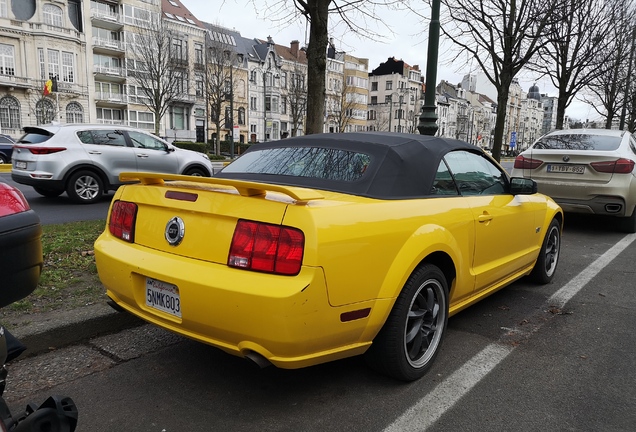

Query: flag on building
left=43, top=79, right=52, bottom=96
left=43, top=77, right=58, bottom=96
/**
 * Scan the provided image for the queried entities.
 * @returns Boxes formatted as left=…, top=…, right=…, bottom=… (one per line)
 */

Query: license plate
left=14, top=161, right=26, bottom=169
left=146, top=277, right=181, bottom=318
left=546, top=164, right=585, bottom=174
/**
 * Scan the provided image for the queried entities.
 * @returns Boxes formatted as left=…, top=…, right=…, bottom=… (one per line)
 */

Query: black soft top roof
left=216, top=132, right=484, bottom=199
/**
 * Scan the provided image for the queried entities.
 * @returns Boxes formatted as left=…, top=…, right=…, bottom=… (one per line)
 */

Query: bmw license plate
left=546, top=164, right=585, bottom=174
left=146, top=277, right=181, bottom=318
left=14, top=161, right=26, bottom=169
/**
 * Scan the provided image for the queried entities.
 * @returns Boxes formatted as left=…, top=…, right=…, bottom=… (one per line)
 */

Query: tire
left=530, top=218, right=561, bottom=284
left=365, top=264, right=449, bottom=382
left=184, top=167, right=208, bottom=177
left=66, top=170, right=104, bottom=204
left=33, top=186, right=63, bottom=198
left=0, top=155, right=6, bottom=164
left=618, top=209, right=636, bottom=234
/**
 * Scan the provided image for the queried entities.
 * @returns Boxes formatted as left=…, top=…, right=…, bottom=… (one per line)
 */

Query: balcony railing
left=0, top=74, right=30, bottom=88
left=171, top=93, right=196, bottom=103
left=90, top=9, right=121, bottom=24
left=92, top=37, right=124, bottom=51
left=93, top=65, right=125, bottom=77
left=95, top=92, right=128, bottom=103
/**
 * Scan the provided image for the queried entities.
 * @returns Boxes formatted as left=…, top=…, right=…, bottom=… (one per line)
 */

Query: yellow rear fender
left=375, top=223, right=470, bottom=303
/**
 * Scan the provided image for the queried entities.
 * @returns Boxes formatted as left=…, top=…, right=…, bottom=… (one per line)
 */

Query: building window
left=0, top=96, right=20, bottom=129
left=43, top=4, right=64, bottom=27
left=0, top=44, right=15, bottom=76
left=250, top=70, right=256, bottom=82
left=65, top=102, right=84, bottom=123
left=62, top=52, right=75, bottom=83
left=171, top=38, right=187, bottom=61
left=36, top=99, right=55, bottom=125
left=0, top=0, right=7, bottom=18
left=129, top=110, right=154, bottom=129
left=96, top=107, right=123, bottom=123
left=171, top=106, right=187, bottom=130
left=195, top=75, right=203, bottom=97
left=281, top=96, right=287, bottom=114
left=238, top=107, right=245, bottom=125
left=194, top=43, right=203, bottom=65
left=281, top=72, right=287, bottom=88
left=47, top=49, right=60, bottom=80
left=250, top=96, right=257, bottom=111
left=371, top=96, right=377, bottom=105
left=386, top=81, right=393, bottom=90
left=371, top=82, right=378, bottom=91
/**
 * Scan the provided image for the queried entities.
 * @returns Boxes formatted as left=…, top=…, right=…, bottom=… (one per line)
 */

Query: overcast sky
left=181, top=0, right=598, bottom=122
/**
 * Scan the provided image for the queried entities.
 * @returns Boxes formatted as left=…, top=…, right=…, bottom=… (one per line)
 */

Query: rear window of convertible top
left=532, top=134, right=622, bottom=151
left=223, top=146, right=372, bottom=182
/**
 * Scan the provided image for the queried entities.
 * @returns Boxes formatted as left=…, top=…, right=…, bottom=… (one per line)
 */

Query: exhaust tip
left=107, top=299, right=125, bottom=312
left=605, top=204, right=622, bottom=214
left=244, top=351, right=272, bottom=368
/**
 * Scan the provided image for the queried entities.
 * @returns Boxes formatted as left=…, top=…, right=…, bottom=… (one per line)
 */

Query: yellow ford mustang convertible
left=95, top=132, right=563, bottom=381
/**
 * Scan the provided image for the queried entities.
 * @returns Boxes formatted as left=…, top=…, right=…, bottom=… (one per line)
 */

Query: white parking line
left=383, top=233, right=636, bottom=432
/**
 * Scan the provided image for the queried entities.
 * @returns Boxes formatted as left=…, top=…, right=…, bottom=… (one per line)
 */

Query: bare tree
left=583, top=2, right=634, bottom=129
left=534, top=0, right=614, bottom=130
left=255, top=0, right=401, bottom=136
left=287, top=65, right=308, bottom=137
left=432, top=0, right=561, bottom=161
left=325, top=79, right=357, bottom=132
left=205, top=36, right=242, bottom=154
left=126, top=15, right=187, bottom=135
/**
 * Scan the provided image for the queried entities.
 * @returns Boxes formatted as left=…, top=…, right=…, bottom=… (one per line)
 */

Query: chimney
left=291, top=40, right=300, bottom=57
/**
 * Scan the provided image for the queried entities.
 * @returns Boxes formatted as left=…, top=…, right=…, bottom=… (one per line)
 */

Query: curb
left=11, top=303, right=144, bottom=358
left=0, top=164, right=10, bottom=173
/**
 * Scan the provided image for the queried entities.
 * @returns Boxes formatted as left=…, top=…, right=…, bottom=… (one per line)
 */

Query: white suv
left=11, top=124, right=214, bottom=204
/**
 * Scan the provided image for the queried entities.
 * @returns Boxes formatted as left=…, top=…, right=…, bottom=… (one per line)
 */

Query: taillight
left=228, top=219, right=304, bottom=276
left=0, top=183, right=30, bottom=216
left=14, top=145, right=66, bottom=155
left=590, top=158, right=635, bottom=174
left=514, top=155, right=543, bottom=169
left=109, top=200, right=137, bottom=242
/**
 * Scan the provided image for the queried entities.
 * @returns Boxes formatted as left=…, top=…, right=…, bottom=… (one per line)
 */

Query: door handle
left=136, top=154, right=149, bottom=158
left=478, top=213, right=493, bottom=223
left=87, top=151, right=102, bottom=155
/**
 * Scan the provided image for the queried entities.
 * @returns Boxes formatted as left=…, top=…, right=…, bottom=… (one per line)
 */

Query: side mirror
left=510, top=177, right=537, bottom=195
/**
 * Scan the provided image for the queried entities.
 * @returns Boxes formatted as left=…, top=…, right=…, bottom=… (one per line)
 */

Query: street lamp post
left=418, top=0, right=441, bottom=136
left=226, top=51, right=244, bottom=159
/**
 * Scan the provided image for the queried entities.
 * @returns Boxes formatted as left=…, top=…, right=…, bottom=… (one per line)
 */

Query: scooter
left=0, top=327, right=78, bottom=432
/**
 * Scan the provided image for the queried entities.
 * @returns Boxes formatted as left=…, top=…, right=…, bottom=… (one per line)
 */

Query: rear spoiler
left=119, top=172, right=324, bottom=205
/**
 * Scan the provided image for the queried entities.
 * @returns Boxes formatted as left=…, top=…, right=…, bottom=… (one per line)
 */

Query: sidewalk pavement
left=10, top=302, right=144, bottom=358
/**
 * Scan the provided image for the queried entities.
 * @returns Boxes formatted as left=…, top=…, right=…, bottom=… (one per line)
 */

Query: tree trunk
left=555, top=87, right=570, bottom=130
left=304, top=0, right=330, bottom=135
left=492, top=78, right=512, bottom=163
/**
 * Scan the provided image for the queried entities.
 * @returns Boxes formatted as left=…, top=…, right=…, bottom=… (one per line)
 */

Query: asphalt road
left=0, top=172, right=111, bottom=224
left=4, top=213, right=636, bottom=431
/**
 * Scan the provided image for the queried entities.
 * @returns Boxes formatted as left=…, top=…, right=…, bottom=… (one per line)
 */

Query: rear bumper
left=11, top=172, right=64, bottom=191
left=553, top=195, right=629, bottom=216
left=95, top=232, right=385, bottom=369
left=526, top=175, right=636, bottom=217
left=0, top=210, right=42, bottom=308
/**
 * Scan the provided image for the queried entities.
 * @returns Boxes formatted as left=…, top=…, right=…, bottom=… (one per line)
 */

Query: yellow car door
left=443, top=151, right=536, bottom=292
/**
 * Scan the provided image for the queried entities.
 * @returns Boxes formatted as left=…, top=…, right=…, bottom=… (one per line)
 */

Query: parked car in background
left=0, top=180, right=42, bottom=308
left=95, top=132, right=563, bottom=382
left=11, top=124, right=214, bottom=204
left=512, top=129, right=636, bottom=233
left=0, top=135, right=15, bottom=164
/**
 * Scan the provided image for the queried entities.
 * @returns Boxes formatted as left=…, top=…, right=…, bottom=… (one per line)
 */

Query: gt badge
left=165, top=216, right=185, bottom=246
